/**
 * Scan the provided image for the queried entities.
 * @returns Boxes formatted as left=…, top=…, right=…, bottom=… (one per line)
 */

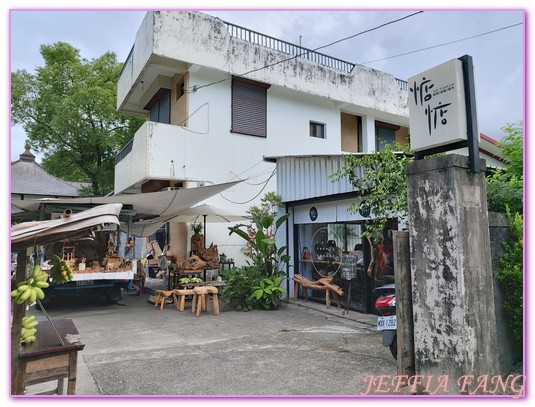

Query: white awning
left=11, top=203, right=122, bottom=249
left=12, top=180, right=243, bottom=237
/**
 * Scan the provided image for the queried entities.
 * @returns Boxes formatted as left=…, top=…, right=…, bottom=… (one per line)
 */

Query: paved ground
left=22, top=287, right=399, bottom=398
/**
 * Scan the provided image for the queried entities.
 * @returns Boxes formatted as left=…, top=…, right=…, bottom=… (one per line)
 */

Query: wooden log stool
left=172, top=289, right=197, bottom=312
left=154, top=290, right=175, bottom=310
left=193, top=286, right=220, bottom=317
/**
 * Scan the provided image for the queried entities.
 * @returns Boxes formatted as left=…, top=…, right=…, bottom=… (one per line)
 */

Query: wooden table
left=16, top=318, right=85, bottom=395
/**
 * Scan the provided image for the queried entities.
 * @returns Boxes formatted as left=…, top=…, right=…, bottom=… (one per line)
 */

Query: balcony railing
left=224, top=20, right=408, bottom=91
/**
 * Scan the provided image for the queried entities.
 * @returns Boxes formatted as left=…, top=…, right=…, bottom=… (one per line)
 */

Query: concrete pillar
left=361, top=115, right=376, bottom=153
left=406, top=154, right=499, bottom=394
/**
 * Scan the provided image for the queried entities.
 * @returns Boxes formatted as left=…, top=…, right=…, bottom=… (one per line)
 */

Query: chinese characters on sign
left=408, top=59, right=471, bottom=152
left=411, top=78, right=455, bottom=136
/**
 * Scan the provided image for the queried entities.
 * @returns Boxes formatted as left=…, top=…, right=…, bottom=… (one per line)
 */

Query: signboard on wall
left=408, top=58, right=469, bottom=151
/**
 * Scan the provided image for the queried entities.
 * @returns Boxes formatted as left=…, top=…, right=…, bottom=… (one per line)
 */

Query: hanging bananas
left=20, top=315, right=39, bottom=344
left=11, top=264, right=50, bottom=305
left=49, top=254, right=73, bottom=284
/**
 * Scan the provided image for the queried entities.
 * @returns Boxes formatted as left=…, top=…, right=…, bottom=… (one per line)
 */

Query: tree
left=331, top=143, right=413, bottom=243
left=486, top=122, right=523, bottom=214
left=11, top=42, right=145, bottom=196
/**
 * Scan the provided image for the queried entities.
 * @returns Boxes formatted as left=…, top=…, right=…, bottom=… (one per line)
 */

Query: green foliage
left=229, top=212, right=290, bottom=277
left=486, top=122, right=524, bottom=214
left=220, top=266, right=261, bottom=311
left=11, top=42, right=145, bottom=196
left=331, top=143, right=413, bottom=242
left=247, top=192, right=283, bottom=219
left=250, top=277, right=285, bottom=310
left=496, top=209, right=523, bottom=348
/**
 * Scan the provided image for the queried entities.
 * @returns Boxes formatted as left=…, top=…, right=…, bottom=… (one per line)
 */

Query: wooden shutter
left=231, top=78, right=269, bottom=137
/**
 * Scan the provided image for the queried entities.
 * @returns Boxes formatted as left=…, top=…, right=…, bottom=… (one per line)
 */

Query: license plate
left=76, top=280, right=95, bottom=286
left=377, top=315, right=397, bottom=330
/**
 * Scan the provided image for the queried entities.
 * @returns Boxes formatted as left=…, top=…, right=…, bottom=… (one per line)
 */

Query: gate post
left=393, top=231, right=415, bottom=377
left=406, top=154, right=499, bottom=394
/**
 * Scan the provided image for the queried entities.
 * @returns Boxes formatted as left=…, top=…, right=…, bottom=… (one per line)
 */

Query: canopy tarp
left=11, top=180, right=242, bottom=237
left=11, top=203, right=122, bottom=251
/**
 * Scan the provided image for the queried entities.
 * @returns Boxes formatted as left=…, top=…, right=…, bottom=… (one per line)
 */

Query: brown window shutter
left=231, top=78, right=269, bottom=137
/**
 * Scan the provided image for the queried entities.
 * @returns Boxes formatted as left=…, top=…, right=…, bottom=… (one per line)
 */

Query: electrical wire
left=360, top=22, right=523, bottom=65
left=188, top=11, right=423, bottom=93
left=219, top=167, right=277, bottom=205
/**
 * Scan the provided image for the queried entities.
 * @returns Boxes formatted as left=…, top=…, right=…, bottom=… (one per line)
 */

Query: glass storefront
left=296, top=222, right=370, bottom=312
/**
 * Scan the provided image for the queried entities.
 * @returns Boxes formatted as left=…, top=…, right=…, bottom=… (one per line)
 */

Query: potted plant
left=191, top=222, right=203, bottom=234
left=190, top=223, right=204, bottom=254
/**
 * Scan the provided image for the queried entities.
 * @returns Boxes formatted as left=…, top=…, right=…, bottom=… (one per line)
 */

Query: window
left=231, top=77, right=270, bottom=137
left=310, top=121, right=326, bottom=139
left=375, top=121, right=400, bottom=150
left=145, top=89, right=171, bottom=124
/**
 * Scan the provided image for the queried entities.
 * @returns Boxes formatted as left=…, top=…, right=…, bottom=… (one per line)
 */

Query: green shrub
left=220, top=266, right=261, bottom=311
left=250, top=277, right=285, bottom=310
left=496, top=210, right=523, bottom=348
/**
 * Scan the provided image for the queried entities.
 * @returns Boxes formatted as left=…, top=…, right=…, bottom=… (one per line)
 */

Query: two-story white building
left=115, top=11, right=504, bottom=311
left=115, top=11, right=412, bottom=264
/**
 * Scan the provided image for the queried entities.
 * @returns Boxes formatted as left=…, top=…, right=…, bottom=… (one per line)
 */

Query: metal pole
left=459, top=54, right=481, bottom=173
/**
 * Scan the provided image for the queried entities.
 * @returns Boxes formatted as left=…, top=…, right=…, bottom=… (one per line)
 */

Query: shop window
left=296, top=222, right=368, bottom=312
left=231, top=77, right=270, bottom=137
left=145, top=88, right=171, bottom=124
left=310, top=121, right=326, bottom=139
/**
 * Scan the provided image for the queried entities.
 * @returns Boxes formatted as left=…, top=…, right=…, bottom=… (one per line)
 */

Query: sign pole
left=459, top=54, right=480, bottom=173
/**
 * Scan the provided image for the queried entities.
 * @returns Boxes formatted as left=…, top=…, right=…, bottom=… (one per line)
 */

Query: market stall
left=11, top=204, right=123, bottom=395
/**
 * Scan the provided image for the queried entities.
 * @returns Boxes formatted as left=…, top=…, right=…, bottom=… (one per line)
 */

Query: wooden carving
left=197, top=243, right=219, bottom=268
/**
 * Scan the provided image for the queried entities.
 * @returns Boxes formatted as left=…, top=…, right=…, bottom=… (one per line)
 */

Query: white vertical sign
left=408, top=59, right=468, bottom=152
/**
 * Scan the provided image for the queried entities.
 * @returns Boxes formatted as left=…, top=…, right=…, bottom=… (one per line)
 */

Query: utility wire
left=190, top=11, right=423, bottom=93
left=219, top=167, right=277, bottom=205
left=360, top=22, right=523, bottom=65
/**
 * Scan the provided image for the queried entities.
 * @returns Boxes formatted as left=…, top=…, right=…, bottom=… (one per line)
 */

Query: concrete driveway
left=24, top=293, right=398, bottom=397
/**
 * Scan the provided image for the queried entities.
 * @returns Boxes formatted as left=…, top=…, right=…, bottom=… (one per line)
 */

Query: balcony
left=114, top=121, right=210, bottom=194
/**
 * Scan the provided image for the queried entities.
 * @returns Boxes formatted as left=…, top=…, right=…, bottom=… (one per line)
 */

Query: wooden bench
left=154, top=290, right=175, bottom=310
left=193, top=286, right=220, bottom=317
left=292, top=274, right=343, bottom=309
left=172, top=288, right=196, bottom=312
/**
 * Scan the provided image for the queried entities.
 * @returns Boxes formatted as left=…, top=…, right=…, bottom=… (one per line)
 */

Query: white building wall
left=114, top=11, right=415, bottom=267
left=118, top=11, right=409, bottom=122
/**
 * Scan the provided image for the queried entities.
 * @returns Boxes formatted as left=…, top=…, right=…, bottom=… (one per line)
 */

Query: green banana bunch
left=49, top=254, right=73, bottom=284
left=20, top=315, right=38, bottom=344
left=11, top=264, right=50, bottom=305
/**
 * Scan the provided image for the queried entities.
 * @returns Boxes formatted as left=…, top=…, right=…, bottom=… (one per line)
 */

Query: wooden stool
left=172, top=289, right=196, bottom=312
left=193, top=286, right=220, bottom=317
left=154, top=290, right=175, bottom=310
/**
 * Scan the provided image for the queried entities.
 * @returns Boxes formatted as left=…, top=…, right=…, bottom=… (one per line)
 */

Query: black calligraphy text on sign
left=410, top=77, right=455, bottom=137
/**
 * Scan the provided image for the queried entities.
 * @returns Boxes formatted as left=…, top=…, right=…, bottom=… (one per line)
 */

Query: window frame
left=231, top=77, right=270, bottom=138
left=145, top=88, right=171, bottom=124
left=310, top=121, right=326, bottom=139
